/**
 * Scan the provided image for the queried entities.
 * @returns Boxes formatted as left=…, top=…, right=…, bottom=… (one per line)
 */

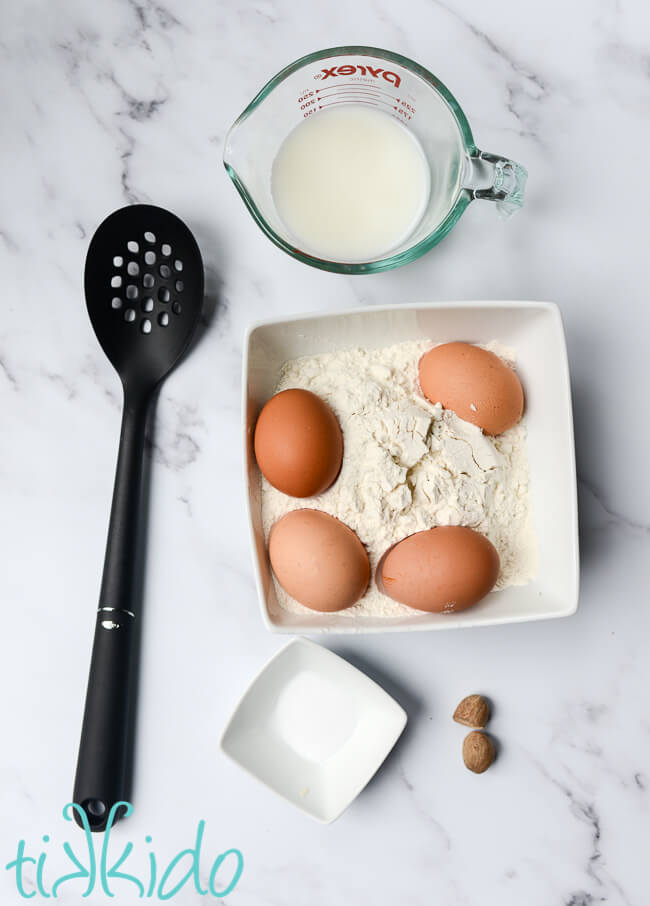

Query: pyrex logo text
left=315, top=64, right=401, bottom=88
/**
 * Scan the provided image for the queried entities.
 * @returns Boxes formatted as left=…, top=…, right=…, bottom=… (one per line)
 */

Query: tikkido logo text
left=5, top=802, right=244, bottom=900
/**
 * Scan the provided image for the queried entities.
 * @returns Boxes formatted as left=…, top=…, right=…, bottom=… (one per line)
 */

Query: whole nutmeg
left=453, top=694, right=490, bottom=729
left=462, top=731, right=495, bottom=774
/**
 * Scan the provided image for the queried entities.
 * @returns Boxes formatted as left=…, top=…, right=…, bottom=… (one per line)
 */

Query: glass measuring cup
left=224, top=46, right=527, bottom=274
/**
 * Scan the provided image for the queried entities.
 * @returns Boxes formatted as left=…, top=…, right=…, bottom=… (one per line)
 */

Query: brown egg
left=269, top=509, right=369, bottom=612
left=254, top=389, right=343, bottom=497
left=418, top=342, right=524, bottom=435
left=378, top=526, right=500, bottom=613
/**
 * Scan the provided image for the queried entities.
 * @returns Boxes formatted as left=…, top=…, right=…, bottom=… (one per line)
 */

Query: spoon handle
left=73, top=390, right=151, bottom=831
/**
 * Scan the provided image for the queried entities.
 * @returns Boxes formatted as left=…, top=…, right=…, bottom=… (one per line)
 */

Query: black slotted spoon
left=74, top=204, right=204, bottom=831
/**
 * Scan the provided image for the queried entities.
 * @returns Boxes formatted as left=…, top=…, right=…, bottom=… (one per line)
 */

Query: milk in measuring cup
left=271, top=104, right=431, bottom=262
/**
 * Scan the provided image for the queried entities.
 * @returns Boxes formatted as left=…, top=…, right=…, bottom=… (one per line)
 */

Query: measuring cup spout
left=468, top=151, right=527, bottom=218
left=223, top=116, right=251, bottom=189
left=223, top=105, right=272, bottom=234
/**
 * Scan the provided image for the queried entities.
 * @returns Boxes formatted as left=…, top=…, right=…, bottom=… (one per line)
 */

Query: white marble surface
left=1, top=0, right=649, bottom=903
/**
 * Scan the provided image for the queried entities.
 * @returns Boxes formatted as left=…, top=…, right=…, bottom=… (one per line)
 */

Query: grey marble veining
left=1, top=1, right=649, bottom=904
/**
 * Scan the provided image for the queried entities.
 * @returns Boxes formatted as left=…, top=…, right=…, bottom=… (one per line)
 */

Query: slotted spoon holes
left=108, top=224, right=194, bottom=326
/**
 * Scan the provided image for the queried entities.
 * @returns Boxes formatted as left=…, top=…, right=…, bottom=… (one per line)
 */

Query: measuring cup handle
left=470, top=151, right=527, bottom=218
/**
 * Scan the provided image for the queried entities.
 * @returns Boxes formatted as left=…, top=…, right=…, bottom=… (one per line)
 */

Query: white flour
left=261, top=340, right=537, bottom=617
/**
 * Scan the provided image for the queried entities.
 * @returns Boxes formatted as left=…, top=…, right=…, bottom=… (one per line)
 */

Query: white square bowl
left=243, top=301, right=579, bottom=634
left=220, top=639, right=407, bottom=823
